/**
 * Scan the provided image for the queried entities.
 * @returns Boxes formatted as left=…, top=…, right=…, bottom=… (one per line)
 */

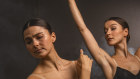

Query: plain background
left=0, top=0, right=140, bottom=79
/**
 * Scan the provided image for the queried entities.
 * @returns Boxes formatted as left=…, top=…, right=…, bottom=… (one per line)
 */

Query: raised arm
left=135, top=48, right=140, bottom=58
left=68, top=0, right=115, bottom=78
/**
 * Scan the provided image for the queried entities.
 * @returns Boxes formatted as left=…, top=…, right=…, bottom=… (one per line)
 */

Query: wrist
left=68, top=0, right=75, bottom=3
left=80, top=69, right=91, bottom=79
left=81, top=65, right=92, bottom=72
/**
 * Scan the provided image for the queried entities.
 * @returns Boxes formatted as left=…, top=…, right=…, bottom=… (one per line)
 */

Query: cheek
left=114, top=31, right=124, bottom=40
left=25, top=45, right=35, bottom=55
left=112, top=30, right=121, bottom=36
left=41, top=37, right=53, bottom=48
left=26, top=45, right=33, bottom=52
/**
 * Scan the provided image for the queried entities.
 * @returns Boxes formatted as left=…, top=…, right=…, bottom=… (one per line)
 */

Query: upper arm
left=81, top=29, right=114, bottom=66
left=95, top=48, right=118, bottom=79
left=135, top=48, right=140, bottom=58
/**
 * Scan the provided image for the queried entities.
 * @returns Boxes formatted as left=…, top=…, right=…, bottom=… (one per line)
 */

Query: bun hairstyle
left=105, top=17, right=130, bottom=43
left=23, top=18, right=52, bottom=34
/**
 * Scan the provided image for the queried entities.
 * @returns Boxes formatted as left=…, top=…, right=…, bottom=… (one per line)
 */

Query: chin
left=107, top=42, right=116, bottom=46
left=40, top=52, right=49, bottom=58
left=32, top=51, right=49, bottom=59
left=34, top=55, right=47, bottom=59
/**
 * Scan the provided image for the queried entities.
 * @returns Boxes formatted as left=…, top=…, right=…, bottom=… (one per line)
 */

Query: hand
left=76, top=49, right=93, bottom=79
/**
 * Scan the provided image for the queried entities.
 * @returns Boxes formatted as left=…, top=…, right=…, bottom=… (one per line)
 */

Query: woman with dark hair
left=23, top=18, right=93, bottom=79
left=68, top=0, right=140, bottom=79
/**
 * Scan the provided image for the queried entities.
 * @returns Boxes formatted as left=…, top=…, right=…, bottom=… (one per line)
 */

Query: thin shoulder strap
left=30, top=74, right=46, bottom=79
left=135, top=55, right=140, bottom=62
left=112, top=58, right=118, bottom=66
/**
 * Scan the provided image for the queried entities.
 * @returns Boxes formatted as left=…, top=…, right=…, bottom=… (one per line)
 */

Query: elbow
left=78, top=26, right=88, bottom=33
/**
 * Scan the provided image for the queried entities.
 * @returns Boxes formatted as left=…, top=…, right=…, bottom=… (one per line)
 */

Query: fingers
left=76, top=49, right=93, bottom=73
left=80, top=49, right=84, bottom=55
left=79, top=49, right=93, bottom=63
left=79, top=49, right=92, bottom=61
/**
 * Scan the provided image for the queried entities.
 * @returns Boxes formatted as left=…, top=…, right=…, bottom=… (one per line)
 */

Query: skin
left=68, top=0, right=140, bottom=79
left=135, top=48, right=140, bottom=58
left=24, top=26, right=93, bottom=79
left=77, top=49, right=93, bottom=79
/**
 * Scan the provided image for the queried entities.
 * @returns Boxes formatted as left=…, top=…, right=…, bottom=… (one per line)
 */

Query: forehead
left=23, top=26, right=49, bottom=38
left=104, top=20, right=121, bottom=28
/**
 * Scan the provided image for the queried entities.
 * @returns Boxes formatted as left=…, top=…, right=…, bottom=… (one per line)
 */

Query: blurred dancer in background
left=68, top=0, right=140, bottom=79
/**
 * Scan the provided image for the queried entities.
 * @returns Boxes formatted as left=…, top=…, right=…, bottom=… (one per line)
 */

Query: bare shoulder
left=27, top=74, right=43, bottom=79
left=135, top=48, right=140, bottom=58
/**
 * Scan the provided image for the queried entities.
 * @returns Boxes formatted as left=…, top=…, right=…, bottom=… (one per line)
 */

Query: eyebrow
left=33, top=32, right=43, bottom=37
left=110, top=24, right=117, bottom=26
left=24, top=32, right=43, bottom=40
left=104, top=24, right=117, bottom=29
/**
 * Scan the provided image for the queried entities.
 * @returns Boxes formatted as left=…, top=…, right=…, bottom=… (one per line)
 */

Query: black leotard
left=113, top=56, right=140, bottom=79
left=113, top=67, right=140, bottom=79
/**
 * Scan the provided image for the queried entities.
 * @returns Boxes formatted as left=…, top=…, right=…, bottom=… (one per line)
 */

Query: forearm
left=68, top=0, right=87, bottom=31
left=80, top=66, right=113, bottom=79
left=68, top=0, right=102, bottom=59
left=79, top=68, right=91, bottom=79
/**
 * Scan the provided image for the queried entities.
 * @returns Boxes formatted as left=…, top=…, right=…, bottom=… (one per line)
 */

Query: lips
left=34, top=48, right=43, bottom=54
left=107, top=38, right=113, bottom=41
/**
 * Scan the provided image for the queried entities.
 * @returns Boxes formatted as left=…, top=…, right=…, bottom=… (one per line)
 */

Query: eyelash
left=26, top=40, right=32, bottom=44
left=111, top=27, right=116, bottom=31
left=25, top=35, right=44, bottom=44
left=104, top=27, right=116, bottom=34
left=36, top=35, right=43, bottom=40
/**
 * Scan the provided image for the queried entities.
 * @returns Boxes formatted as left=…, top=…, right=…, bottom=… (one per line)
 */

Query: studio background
left=0, top=0, right=140, bottom=79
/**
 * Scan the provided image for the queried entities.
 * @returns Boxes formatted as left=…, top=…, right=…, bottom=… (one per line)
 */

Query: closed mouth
left=107, top=38, right=113, bottom=41
left=34, top=49, right=43, bottom=54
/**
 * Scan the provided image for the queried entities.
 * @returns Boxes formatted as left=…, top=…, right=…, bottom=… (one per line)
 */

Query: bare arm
left=76, top=49, right=93, bottom=79
left=68, top=0, right=115, bottom=78
left=135, top=48, right=140, bottom=58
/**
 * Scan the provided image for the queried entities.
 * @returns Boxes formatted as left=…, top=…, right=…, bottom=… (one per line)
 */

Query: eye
left=36, top=34, right=44, bottom=40
left=111, top=27, right=116, bottom=31
left=25, top=39, right=32, bottom=44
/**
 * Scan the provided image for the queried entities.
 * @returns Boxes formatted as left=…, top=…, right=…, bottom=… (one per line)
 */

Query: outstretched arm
left=68, top=0, right=115, bottom=78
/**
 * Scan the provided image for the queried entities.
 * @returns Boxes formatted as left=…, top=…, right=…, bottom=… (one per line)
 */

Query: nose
left=105, top=29, right=112, bottom=38
left=106, top=29, right=111, bottom=35
left=32, top=39, right=39, bottom=48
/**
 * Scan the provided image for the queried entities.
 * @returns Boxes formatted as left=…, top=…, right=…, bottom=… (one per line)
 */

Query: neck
left=114, top=39, right=129, bottom=58
left=39, top=47, right=64, bottom=71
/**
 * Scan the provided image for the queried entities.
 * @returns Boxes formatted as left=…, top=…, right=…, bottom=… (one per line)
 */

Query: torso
left=112, top=55, right=140, bottom=79
left=28, top=60, right=78, bottom=79
left=114, top=67, right=140, bottom=79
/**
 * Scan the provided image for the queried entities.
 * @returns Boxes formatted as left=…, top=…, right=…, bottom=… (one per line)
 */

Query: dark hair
left=104, top=17, right=130, bottom=43
left=23, top=18, right=52, bottom=34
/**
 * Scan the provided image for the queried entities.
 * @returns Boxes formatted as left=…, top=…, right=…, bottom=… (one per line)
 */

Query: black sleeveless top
left=113, top=56, right=140, bottom=79
left=113, top=67, right=140, bottom=79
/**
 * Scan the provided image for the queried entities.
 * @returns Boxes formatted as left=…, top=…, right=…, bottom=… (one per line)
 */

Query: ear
left=51, top=32, right=56, bottom=43
left=123, top=28, right=128, bottom=37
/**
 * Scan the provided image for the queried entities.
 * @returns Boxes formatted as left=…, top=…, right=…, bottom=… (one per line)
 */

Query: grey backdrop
left=0, top=0, right=140, bottom=79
